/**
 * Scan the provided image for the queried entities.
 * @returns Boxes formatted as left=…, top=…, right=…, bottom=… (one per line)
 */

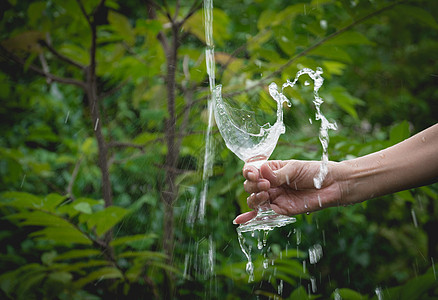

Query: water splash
left=237, top=231, right=255, bottom=282
left=281, top=67, right=337, bottom=189
left=199, top=0, right=216, bottom=221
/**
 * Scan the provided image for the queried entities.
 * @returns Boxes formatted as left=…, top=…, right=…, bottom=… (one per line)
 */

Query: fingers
left=261, top=160, right=320, bottom=189
left=246, top=191, right=269, bottom=210
left=233, top=210, right=257, bottom=224
left=242, top=165, right=259, bottom=181
left=243, top=178, right=270, bottom=194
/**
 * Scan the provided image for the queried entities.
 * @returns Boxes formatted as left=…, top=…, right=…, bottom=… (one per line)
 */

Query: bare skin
left=234, top=123, right=438, bottom=224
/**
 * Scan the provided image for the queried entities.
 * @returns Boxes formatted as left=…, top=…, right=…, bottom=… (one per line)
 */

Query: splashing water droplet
left=411, top=208, right=418, bottom=228
left=375, top=286, right=383, bottom=300
left=296, top=229, right=301, bottom=245
left=309, top=244, right=323, bottom=264
left=278, top=279, right=284, bottom=296
left=263, top=258, right=269, bottom=269
left=310, top=276, right=317, bottom=293
left=334, top=288, right=342, bottom=300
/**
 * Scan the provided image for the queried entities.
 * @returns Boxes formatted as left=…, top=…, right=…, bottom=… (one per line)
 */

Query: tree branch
left=107, top=141, right=145, bottom=150
left=66, top=156, right=84, bottom=200
left=146, top=0, right=170, bottom=55
left=173, top=0, right=180, bottom=22
left=39, top=39, right=85, bottom=70
left=178, top=0, right=202, bottom=27
left=0, top=46, right=86, bottom=89
left=75, top=0, right=92, bottom=26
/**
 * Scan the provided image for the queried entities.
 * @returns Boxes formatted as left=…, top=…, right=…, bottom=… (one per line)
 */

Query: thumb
left=259, top=161, right=288, bottom=187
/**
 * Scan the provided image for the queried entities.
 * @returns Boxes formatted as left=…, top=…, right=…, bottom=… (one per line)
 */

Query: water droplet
left=94, top=118, right=99, bottom=131
left=334, top=288, right=341, bottom=300
left=263, top=258, right=269, bottom=269
left=310, top=276, right=317, bottom=293
left=411, top=208, right=418, bottom=228
left=278, top=279, right=284, bottom=296
left=422, top=136, right=426, bottom=143
left=304, top=80, right=310, bottom=86
left=257, top=237, right=263, bottom=250
left=296, top=229, right=301, bottom=245
left=309, top=244, right=323, bottom=264
left=375, top=286, right=383, bottom=300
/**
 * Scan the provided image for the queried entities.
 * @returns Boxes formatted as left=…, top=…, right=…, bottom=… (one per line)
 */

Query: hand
left=233, top=160, right=344, bottom=224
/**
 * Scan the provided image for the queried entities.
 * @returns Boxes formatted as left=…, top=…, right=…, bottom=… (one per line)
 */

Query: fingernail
left=247, top=171, right=257, bottom=181
left=257, top=181, right=269, bottom=190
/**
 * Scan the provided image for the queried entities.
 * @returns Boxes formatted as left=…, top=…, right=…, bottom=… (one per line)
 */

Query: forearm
left=339, top=124, right=438, bottom=204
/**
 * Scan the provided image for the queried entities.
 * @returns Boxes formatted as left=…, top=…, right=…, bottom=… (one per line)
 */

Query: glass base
left=237, top=209, right=296, bottom=233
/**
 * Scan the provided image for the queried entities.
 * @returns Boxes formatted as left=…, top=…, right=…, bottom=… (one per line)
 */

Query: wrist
left=334, top=158, right=379, bottom=205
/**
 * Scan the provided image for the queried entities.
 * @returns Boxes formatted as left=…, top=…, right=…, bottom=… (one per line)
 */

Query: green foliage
left=1, top=0, right=437, bottom=299
left=0, top=192, right=171, bottom=299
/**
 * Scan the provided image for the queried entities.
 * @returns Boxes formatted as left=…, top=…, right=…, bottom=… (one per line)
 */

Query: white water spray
left=199, top=0, right=216, bottom=221
left=280, top=67, right=337, bottom=189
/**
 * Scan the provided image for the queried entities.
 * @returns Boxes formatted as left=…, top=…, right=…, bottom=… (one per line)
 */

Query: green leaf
left=389, top=121, right=410, bottom=145
left=8, top=210, right=74, bottom=228
left=322, top=60, right=347, bottom=76
left=53, top=249, right=101, bottom=261
left=184, top=8, right=230, bottom=47
left=110, top=233, right=157, bottom=248
left=43, top=194, right=66, bottom=212
left=60, top=260, right=110, bottom=273
left=309, top=44, right=352, bottom=63
left=1, top=191, right=42, bottom=209
left=74, top=267, right=123, bottom=288
left=85, top=206, right=128, bottom=236
left=273, top=25, right=296, bottom=56
left=80, top=137, right=97, bottom=156
left=57, top=197, right=103, bottom=217
left=26, top=124, right=59, bottom=143
left=287, top=286, right=310, bottom=300
left=326, top=31, right=375, bottom=46
left=395, top=4, right=438, bottom=30
left=108, top=11, right=135, bottom=46
left=328, top=85, right=365, bottom=119
left=337, top=288, right=368, bottom=300
left=1, top=31, right=44, bottom=54
left=74, top=202, right=92, bottom=214
left=46, top=271, right=73, bottom=285
left=27, top=2, right=46, bottom=26
left=30, top=226, right=91, bottom=245
left=59, top=43, right=90, bottom=65
left=395, top=190, right=415, bottom=203
left=41, top=251, right=57, bottom=266
left=118, top=250, right=167, bottom=260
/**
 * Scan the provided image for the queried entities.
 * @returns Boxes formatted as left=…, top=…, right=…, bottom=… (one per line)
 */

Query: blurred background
left=0, top=0, right=437, bottom=299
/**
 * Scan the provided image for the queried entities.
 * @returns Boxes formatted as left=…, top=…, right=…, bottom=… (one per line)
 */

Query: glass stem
left=257, top=200, right=271, bottom=212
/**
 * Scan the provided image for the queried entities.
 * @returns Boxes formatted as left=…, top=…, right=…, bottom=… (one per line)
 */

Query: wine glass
left=213, top=84, right=296, bottom=233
